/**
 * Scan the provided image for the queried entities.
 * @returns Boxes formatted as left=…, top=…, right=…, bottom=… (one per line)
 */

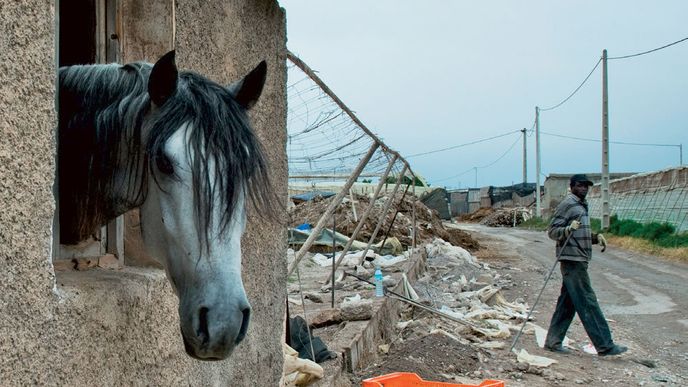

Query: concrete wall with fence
left=588, top=166, right=688, bottom=232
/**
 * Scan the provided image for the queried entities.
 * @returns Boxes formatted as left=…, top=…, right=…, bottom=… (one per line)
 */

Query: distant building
left=543, top=172, right=636, bottom=218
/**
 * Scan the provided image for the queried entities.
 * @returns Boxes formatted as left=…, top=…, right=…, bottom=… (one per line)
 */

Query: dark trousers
left=545, top=260, right=614, bottom=352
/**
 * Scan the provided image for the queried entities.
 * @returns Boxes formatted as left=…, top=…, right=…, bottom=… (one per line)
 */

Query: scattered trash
left=288, top=316, right=337, bottom=363
left=282, top=343, right=324, bottom=386
left=362, top=372, right=505, bottom=387
left=582, top=343, right=597, bottom=355
left=514, top=348, right=558, bottom=368
left=295, top=223, right=312, bottom=231
left=425, top=239, right=480, bottom=267
left=529, top=323, right=574, bottom=349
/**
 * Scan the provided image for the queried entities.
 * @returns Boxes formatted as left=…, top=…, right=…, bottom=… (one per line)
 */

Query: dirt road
left=456, top=223, right=688, bottom=385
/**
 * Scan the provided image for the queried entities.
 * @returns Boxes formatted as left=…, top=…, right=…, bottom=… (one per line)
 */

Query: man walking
left=544, top=174, right=627, bottom=356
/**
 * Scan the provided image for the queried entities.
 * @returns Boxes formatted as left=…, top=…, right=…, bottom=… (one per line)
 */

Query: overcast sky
left=279, top=1, right=688, bottom=188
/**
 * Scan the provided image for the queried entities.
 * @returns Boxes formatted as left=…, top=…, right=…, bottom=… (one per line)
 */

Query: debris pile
left=288, top=191, right=480, bottom=250
left=457, top=207, right=494, bottom=223
left=479, top=207, right=532, bottom=227
left=355, top=238, right=559, bottom=383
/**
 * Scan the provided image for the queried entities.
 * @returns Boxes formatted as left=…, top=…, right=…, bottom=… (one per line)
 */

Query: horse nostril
left=197, top=307, right=210, bottom=344
left=235, top=306, right=251, bottom=344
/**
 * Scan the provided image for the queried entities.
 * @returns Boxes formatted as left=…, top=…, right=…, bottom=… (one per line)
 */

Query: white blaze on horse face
left=140, top=124, right=251, bottom=360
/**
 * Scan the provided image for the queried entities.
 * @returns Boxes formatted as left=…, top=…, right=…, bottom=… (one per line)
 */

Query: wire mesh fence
left=287, top=52, right=413, bottom=193
left=588, top=166, right=688, bottom=232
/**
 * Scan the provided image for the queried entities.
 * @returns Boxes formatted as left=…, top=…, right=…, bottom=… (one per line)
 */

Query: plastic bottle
left=374, top=267, right=384, bottom=297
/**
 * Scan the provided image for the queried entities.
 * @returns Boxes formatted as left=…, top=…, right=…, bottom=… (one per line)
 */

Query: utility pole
left=521, top=128, right=527, bottom=184
left=535, top=107, right=541, bottom=218
left=680, top=144, right=683, bottom=165
left=474, top=167, right=478, bottom=188
left=601, top=49, right=610, bottom=230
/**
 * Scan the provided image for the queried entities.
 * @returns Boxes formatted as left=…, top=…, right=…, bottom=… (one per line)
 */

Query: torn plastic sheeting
left=486, top=290, right=529, bottom=314
left=283, top=343, right=324, bottom=387
left=528, top=322, right=574, bottom=349
left=371, top=254, right=408, bottom=268
left=288, top=228, right=403, bottom=255
left=401, top=273, right=420, bottom=300
left=291, top=190, right=336, bottom=203
left=514, top=348, right=558, bottom=368
left=289, top=228, right=367, bottom=251
left=311, top=252, right=366, bottom=268
left=425, top=238, right=480, bottom=267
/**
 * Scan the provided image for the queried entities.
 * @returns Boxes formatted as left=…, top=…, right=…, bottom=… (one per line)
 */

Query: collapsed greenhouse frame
left=286, top=51, right=421, bottom=278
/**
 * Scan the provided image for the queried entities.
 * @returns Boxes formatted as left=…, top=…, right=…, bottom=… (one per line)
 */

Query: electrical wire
left=405, top=130, right=521, bottom=158
left=539, top=57, right=602, bottom=112
left=540, top=131, right=682, bottom=147
left=432, top=132, right=522, bottom=184
left=476, top=134, right=522, bottom=169
left=608, top=36, right=688, bottom=60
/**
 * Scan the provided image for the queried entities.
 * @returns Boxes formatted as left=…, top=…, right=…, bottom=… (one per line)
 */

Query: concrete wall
left=0, top=1, right=287, bottom=385
left=588, top=166, right=688, bottom=232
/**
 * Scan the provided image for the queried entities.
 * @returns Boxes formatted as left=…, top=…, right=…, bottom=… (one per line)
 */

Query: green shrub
left=612, top=218, right=644, bottom=237
left=607, top=215, right=687, bottom=248
left=656, top=232, right=688, bottom=248
left=589, top=218, right=602, bottom=233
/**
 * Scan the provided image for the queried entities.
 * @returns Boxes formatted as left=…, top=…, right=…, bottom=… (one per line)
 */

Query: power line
left=432, top=166, right=475, bottom=183
left=405, top=130, right=521, bottom=158
left=539, top=57, right=602, bottom=112
left=540, top=131, right=681, bottom=147
left=433, top=133, right=522, bottom=184
left=608, top=36, right=688, bottom=60
left=476, top=134, right=522, bottom=169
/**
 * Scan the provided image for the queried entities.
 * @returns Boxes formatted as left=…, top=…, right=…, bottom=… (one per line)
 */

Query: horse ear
left=227, top=61, right=267, bottom=110
left=148, top=50, right=178, bottom=107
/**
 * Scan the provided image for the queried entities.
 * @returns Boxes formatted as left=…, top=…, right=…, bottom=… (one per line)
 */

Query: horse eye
left=156, top=153, right=175, bottom=175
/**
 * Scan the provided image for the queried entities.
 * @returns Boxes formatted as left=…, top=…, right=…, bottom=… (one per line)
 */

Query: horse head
left=138, top=51, right=268, bottom=360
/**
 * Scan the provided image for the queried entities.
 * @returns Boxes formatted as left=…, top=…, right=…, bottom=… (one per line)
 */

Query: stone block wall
left=0, top=1, right=287, bottom=385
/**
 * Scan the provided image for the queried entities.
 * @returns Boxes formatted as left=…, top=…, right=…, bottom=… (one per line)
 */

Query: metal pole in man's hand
left=509, top=218, right=579, bottom=352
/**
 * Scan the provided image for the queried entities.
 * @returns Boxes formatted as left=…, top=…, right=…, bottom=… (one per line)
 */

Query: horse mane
left=58, top=61, right=274, bottom=246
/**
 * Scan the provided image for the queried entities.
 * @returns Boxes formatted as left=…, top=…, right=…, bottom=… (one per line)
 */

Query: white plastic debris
left=283, top=343, right=324, bottom=386
left=529, top=322, right=574, bottom=349
left=311, top=253, right=334, bottom=267
left=425, top=238, right=480, bottom=267
left=514, top=348, right=558, bottom=367
left=371, top=254, right=407, bottom=268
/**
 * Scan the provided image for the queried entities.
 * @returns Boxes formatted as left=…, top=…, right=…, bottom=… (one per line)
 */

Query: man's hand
left=565, top=220, right=581, bottom=235
left=598, top=233, right=607, bottom=252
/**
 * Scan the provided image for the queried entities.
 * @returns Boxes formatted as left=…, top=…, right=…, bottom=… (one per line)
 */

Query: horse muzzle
left=179, top=296, right=251, bottom=360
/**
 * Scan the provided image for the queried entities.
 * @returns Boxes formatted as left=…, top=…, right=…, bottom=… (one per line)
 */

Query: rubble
left=479, top=207, right=532, bottom=227
left=457, top=207, right=494, bottom=222
left=288, top=191, right=480, bottom=250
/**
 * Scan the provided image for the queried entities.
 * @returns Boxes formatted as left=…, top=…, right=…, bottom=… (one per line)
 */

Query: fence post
left=324, top=154, right=398, bottom=284
left=287, top=143, right=379, bottom=277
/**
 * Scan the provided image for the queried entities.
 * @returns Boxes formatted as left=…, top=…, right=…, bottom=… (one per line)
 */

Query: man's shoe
left=598, top=344, right=628, bottom=356
left=544, top=345, right=572, bottom=354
